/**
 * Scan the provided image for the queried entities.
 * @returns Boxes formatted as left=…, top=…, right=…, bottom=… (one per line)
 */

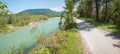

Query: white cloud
left=50, top=7, right=64, bottom=12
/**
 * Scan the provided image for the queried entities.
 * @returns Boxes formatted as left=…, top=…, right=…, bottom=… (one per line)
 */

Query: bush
left=31, top=48, right=50, bottom=54
left=29, top=29, right=83, bottom=54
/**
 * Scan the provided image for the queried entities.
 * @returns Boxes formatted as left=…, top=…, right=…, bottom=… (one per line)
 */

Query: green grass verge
left=62, top=29, right=83, bottom=54
left=80, top=17, right=118, bottom=32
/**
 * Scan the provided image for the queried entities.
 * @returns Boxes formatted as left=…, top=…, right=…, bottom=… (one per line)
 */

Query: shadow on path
left=77, top=21, right=95, bottom=31
left=105, top=32, right=120, bottom=40
left=76, top=19, right=120, bottom=48
left=113, top=42, right=120, bottom=48
left=105, top=32, right=120, bottom=48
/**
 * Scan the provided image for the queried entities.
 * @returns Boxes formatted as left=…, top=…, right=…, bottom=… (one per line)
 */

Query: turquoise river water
left=0, top=17, right=61, bottom=53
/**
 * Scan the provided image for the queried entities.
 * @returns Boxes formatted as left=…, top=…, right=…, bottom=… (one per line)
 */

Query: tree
left=60, top=0, right=77, bottom=30
left=77, top=0, right=94, bottom=18
left=102, top=0, right=112, bottom=22
left=87, top=0, right=93, bottom=17
left=77, top=0, right=86, bottom=17
left=0, top=2, right=9, bottom=16
left=112, top=0, right=120, bottom=30
left=104, top=0, right=108, bottom=22
left=94, top=0, right=101, bottom=21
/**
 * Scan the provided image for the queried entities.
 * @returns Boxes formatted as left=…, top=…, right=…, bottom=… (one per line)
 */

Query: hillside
left=19, top=9, right=61, bottom=15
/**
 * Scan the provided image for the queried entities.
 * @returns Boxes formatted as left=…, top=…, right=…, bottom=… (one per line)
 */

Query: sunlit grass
left=29, top=28, right=83, bottom=54
left=62, top=29, right=83, bottom=54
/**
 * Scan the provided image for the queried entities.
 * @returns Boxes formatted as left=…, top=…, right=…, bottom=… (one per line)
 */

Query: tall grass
left=29, top=28, right=83, bottom=54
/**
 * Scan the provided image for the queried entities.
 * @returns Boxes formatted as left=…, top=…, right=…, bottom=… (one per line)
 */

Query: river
left=0, top=17, right=61, bottom=53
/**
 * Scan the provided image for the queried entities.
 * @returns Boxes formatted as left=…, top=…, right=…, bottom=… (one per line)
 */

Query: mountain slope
left=19, top=9, right=61, bottom=14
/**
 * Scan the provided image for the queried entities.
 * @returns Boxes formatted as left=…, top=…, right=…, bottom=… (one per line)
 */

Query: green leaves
left=0, top=2, right=9, bottom=16
left=31, top=48, right=51, bottom=54
left=0, top=2, right=7, bottom=9
left=60, top=0, right=77, bottom=30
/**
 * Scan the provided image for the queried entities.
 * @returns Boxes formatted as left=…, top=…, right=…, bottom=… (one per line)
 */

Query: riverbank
left=28, top=20, right=47, bottom=27
left=0, top=21, right=47, bottom=34
left=0, top=14, right=48, bottom=33
left=28, top=25, right=83, bottom=54
left=0, top=18, right=61, bottom=54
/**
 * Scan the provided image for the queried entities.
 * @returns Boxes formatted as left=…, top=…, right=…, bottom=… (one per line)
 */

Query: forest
left=77, top=0, right=120, bottom=33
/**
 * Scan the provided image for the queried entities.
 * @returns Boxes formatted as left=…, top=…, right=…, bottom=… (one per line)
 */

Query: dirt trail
left=76, top=19, right=120, bottom=54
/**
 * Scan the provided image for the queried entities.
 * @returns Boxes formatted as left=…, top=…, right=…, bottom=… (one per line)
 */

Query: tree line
left=77, top=0, right=120, bottom=30
left=0, top=14, right=48, bottom=33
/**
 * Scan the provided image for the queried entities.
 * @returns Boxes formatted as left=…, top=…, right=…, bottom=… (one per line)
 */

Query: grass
left=29, top=28, right=83, bottom=54
left=61, top=29, right=83, bottom=54
left=80, top=17, right=117, bottom=32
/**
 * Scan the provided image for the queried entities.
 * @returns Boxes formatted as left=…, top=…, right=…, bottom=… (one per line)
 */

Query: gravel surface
left=76, top=19, right=120, bottom=54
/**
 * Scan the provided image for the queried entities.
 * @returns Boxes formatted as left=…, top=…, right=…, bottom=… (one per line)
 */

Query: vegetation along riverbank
left=29, top=28, right=83, bottom=54
left=0, top=14, right=48, bottom=33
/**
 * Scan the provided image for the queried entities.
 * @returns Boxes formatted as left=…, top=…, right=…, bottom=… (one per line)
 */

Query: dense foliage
left=0, top=14, right=48, bottom=33
left=1, top=43, right=24, bottom=54
left=0, top=2, right=9, bottom=16
left=60, top=0, right=77, bottom=30
left=77, top=0, right=120, bottom=31
left=29, top=29, right=83, bottom=54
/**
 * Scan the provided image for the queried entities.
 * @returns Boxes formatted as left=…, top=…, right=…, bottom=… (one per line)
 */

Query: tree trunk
left=94, top=0, right=99, bottom=21
left=103, top=0, right=108, bottom=22
left=104, top=0, right=108, bottom=22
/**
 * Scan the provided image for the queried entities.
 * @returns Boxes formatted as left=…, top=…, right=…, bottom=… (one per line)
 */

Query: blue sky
left=1, top=0, right=65, bottom=13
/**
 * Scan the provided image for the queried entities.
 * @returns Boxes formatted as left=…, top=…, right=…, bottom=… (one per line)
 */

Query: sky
left=1, top=0, right=65, bottom=13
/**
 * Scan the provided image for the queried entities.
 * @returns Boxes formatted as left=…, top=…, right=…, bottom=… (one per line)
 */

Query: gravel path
left=76, top=19, right=120, bottom=54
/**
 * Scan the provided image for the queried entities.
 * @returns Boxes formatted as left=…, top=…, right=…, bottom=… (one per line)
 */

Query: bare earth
left=76, top=19, right=120, bottom=54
